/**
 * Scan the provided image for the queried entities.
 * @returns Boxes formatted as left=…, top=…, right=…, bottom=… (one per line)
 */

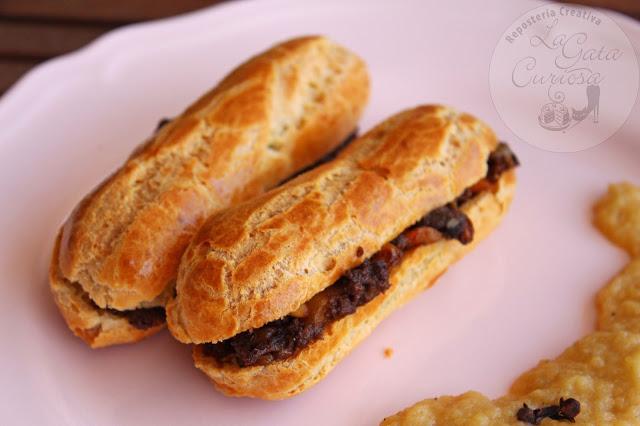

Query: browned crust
left=50, top=231, right=164, bottom=348
left=54, top=35, right=369, bottom=314
left=167, top=105, right=499, bottom=344
left=192, top=169, right=516, bottom=399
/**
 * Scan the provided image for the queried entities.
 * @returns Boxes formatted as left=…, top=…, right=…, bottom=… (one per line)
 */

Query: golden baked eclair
left=166, top=105, right=518, bottom=398
left=50, top=35, right=370, bottom=348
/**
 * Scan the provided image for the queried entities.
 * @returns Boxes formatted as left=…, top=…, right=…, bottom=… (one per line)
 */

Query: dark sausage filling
left=279, top=130, right=358, bottom=184
left=78, top=287, right=167, bottom=330
left=106, top=306, right=166, bottom=330
left=202, top=143, right=519, bottom=367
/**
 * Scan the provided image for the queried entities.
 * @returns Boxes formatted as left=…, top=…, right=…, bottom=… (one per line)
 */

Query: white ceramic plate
left=1, top=0, right=639, bottom=424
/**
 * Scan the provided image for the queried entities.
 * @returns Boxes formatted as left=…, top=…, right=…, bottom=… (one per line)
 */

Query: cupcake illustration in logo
left=537, top=84, right=600, bottom=132
left=538, top=100, right=571, bottom=131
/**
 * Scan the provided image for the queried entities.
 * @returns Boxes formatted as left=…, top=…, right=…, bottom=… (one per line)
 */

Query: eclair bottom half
left=193, top=169, right=516, bottom=399
left=49, top=235, right=166, bottom=348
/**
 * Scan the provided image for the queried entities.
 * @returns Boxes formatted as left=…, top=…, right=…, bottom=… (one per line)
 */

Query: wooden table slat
left=0, top=19, right=112, bottom=59
left=562, top=0, right=640, bottom=19
left=0, top=59, right=40, bottom=92
left=0, top=0, right=225, bottom=24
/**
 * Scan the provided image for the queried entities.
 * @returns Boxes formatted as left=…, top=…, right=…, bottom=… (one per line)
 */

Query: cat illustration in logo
left=572, top=84, right=600, bottom=123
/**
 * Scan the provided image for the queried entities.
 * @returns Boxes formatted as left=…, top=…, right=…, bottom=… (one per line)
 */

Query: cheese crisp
left=597, top=259, right=640, bottom=334
left=382, top=182, right=640, bottom=425
left=382, top=332, right=640, bottom=425
left=594, top=182, right=640, bottom=257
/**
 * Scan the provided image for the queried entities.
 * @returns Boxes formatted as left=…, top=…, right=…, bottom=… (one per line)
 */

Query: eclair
left=166, top=105, right=518, bottom=398
left=49, top=35, right=370, bottom=348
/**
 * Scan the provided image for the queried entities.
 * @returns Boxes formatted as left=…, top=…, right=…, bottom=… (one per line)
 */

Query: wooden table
left=0, top=0, right=638, bottom=96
